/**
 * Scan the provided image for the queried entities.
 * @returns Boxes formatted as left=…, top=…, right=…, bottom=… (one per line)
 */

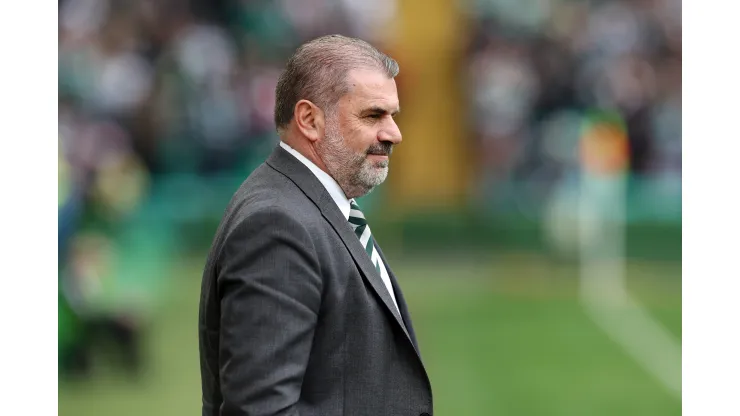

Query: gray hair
left=274, top=34, right=399, bottom=132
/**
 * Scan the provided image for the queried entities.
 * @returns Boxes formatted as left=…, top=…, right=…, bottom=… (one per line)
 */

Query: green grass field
left=59, top=252, right=681, bottom=415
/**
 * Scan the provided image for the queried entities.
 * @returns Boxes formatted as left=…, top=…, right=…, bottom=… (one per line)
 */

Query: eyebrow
left=360, top=106, right=401, bottom=117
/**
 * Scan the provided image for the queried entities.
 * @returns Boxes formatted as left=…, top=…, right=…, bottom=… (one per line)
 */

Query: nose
left=377, top=118, right=402, bottom=145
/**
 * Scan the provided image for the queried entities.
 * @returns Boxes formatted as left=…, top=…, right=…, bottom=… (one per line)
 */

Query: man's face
left=317, top=68, right=402, bottom=199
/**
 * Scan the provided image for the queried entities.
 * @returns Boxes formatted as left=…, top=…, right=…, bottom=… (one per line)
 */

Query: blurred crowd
left=465, top=0, right=681, bottom=209
left=58, top=0, right=397, bottom=180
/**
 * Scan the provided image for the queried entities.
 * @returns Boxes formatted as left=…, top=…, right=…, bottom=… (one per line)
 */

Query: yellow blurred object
left=59, top=137, right=71, bottom=207
left=580, top=122, right=630, bottom=175
left=93, top=153, right=149, bottom=219
left=390, top=0, right=471, bottom=212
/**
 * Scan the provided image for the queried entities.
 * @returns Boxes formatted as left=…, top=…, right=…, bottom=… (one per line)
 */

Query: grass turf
left=59, top=252, right=681, bottom=415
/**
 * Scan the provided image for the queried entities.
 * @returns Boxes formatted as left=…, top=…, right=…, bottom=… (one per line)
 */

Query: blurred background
left=58, top=0, right=681, bottom=414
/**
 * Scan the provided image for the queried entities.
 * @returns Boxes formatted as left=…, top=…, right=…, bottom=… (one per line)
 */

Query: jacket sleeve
left=217, top=207, right=323, bottom=415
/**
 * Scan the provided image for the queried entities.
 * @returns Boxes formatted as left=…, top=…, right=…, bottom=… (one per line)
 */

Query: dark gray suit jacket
left=199, top=146, right=433, bottom=416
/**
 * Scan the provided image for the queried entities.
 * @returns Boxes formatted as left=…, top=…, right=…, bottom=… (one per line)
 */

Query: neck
left=281, top=134, right=331, bottom=175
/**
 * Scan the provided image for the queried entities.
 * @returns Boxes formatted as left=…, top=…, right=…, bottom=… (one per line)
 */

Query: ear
left=294, top=99, right=325, bottom=142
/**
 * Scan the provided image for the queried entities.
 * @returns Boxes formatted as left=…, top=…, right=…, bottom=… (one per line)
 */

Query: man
left=198, top=35, right=433, bottom=416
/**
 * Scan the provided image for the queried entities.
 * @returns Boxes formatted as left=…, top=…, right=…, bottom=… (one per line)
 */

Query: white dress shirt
left=279, top=141, right=399, bottom=311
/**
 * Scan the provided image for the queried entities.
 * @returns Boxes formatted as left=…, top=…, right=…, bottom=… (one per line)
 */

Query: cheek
left=343, top=124, right=375, bottom=152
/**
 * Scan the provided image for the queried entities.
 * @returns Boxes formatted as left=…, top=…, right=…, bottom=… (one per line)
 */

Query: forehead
left=340, top=68, right=400, bottom=112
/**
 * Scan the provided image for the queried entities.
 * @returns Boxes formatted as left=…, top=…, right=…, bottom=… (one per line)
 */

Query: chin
left=371, top=167, right=388, bottom=182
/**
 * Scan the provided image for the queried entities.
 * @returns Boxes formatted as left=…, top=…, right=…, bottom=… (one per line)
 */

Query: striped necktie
left=347, top=200, right=382, bottom=274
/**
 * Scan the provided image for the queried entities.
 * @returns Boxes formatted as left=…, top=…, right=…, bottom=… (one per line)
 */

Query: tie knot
left=349, top=199, right=362, bottom=213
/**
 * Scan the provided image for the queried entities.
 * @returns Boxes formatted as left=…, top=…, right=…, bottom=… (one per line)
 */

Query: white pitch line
left=583, top=295, right=683, bottom=397
left=578, top=174, right=682, bottom=399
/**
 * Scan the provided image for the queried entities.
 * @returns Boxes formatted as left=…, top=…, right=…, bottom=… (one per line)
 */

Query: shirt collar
left=279, top=141, right=351, bottom=220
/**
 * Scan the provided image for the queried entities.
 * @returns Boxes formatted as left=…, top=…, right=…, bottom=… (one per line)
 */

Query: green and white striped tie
left=348, top=200, right=382, bottom=275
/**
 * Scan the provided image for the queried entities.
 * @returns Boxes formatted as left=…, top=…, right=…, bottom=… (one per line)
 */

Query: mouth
left=366, top=143, right=393, bottom=159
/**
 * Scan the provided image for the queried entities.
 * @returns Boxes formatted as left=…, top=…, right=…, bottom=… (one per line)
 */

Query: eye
left=368, top=114, right=383, bottom=119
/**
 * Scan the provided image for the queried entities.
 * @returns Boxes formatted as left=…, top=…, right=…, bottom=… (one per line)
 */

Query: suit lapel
left=265, top=146, right=415, bottom=349
left=373, top=242, right=420, bottom=351
left=320, top=204, right=412, bottom=341
left=373, top=240, right=431, bottom=387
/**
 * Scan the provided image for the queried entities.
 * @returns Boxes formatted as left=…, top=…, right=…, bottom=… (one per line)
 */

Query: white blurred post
left=578, top=123, right=682, bottom=399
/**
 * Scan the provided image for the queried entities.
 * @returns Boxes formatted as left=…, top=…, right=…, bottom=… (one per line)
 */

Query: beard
left=318, top=119, right=393, bottom=199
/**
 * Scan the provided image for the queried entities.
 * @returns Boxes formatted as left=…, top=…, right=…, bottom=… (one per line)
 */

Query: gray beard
left=318, top=123, right=389, bottom=199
